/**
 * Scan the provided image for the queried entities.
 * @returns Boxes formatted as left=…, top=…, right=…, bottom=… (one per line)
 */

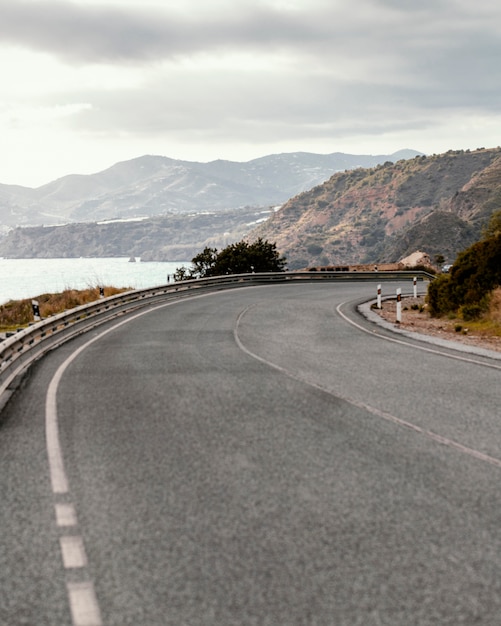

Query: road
left=1, top=281, right=501, bottom=625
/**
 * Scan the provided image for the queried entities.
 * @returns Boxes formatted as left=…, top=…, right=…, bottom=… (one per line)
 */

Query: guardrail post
left=377, top=284, right=382, bottom=309
left=396, top=288, right=402, bottom=323
left=413, top=277, right=417, bottom=298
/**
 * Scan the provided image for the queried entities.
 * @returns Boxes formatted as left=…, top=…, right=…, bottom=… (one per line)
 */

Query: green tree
left=212, top=238, right=286, bottom=276
left=176, top=238, right=286, bottom=280
left=173, top=266, right=192, bottom=281
left=427, top=232, right=501, bottom=318
left=189, top=247, right=218, bottom=279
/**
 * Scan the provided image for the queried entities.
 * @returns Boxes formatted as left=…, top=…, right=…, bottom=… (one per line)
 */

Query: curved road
left=1, top=281, right=501, bottom=625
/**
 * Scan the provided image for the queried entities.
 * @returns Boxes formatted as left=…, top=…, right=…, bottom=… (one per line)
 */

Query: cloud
left=0, top=0, right=348, bottom=65
left=0, top=1, right=188, bottom=63
left=2, top=0, right=501, bottom=186
left=2, top=0, right=501, bottom=105
left=0, top=0, right=495, bottom=67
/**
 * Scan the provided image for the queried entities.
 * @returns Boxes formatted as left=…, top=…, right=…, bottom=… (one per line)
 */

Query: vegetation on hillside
left=0, top=286, right=128, bottom=331
left=252, top=147, right=501, bottom=269
left=427, top=211, right=501, bottom=320
left=0, top=208, right=264, bottom=261
left=174, top=238, right=286, bottom=280
left=3, top=148, right=501, bottom=271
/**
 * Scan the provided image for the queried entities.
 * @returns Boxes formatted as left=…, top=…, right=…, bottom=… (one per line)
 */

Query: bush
left=182, top=238, right=287, bottom=279
left=460, top=302, right=487, bottom=321
left=307, top=243, right=324, bottom=255
left=427, top=274, right=452, bottom=316
left=426, top=232, right=501, bottom=316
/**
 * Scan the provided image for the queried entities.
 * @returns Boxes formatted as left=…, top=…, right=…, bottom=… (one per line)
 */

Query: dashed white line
left=234, top=304, right=501, bottom=470
left=55, top=503, right=78, bottom=527
left=67, top=582, right=102, bottom=626
left=44, top=292, right=223, bottom=626
left=60, top=535, right=88, bottom=569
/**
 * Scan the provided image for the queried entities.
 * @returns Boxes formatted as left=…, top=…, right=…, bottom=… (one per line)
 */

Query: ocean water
left=0, top=257, right=189, bottom=304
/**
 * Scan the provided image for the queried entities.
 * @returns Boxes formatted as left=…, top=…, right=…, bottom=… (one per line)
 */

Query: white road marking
left=55, top=503, right=78, bottom=527
left=338, top=300, right=501, bottom=370
left=234, top=304, right=501, bottom=470
left=60, top=535, right=88, bottom=569
left=45, top=370, right=70, bottom=494
left=45, top=292, right=222, bottom=497
left=44, top=291, right=225, bottom=625
left=67, top=582, right=102, bottom=626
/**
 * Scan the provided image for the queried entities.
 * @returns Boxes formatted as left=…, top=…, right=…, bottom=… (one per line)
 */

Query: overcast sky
left=1, top=0, right=501, bottom=187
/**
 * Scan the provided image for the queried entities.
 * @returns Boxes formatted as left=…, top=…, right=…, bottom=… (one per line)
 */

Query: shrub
left=183, top=238, right=287, bottom=279
left=307, top=243, right=324, bottom=256
left=460, top=303, right=486, bottom=321
left=426, top=232, right=501, bottom=316
left=427, top=274, right=452, bottom=316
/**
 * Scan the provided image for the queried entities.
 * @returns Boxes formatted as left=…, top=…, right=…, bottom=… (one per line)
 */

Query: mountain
left=0, top=207, right=274, bottom=261
left=2, top=148, right=499, bottom=265
left=0, top=150, right=422, bottom=229
left=250, top=148, right=501, bottom=269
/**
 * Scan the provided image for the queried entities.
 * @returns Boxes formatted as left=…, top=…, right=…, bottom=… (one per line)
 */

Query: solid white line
left=67, top=582, right=102, bottom=626
left=46, top=366, right=70, bottom=494
left=55, top=503, right=78, bottom=527
left=44, top=290, right=227, bottom=626
left=45, top=291, right=227, bottom=497
left=234, top=305, right=501, bottom=470
left=60, top=535, right=88, bottom=569
left=337, top=300, right=501, bottom=370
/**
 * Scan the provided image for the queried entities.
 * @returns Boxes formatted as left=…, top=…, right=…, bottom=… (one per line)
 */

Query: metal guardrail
left=0, top=270, right=433, bottom=409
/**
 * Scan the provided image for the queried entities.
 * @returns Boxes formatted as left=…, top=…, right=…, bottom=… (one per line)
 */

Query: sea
left=0, top=257, right=189, bottom=305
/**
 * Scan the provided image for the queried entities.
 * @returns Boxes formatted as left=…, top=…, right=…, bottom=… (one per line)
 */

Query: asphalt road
left=1, top=281, right=501, bottom=625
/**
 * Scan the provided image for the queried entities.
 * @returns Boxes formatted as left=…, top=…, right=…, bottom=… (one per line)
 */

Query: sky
left=1, top=0, right=501, bottom=187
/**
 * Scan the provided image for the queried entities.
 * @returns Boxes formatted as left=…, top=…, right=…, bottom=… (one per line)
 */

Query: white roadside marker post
left=32, top=299, right=41, bottom=322
left=396, top=288, right=402, bottom=323
left=377, top=284, right=382, bottom=309
left=413, top=276, right=417, bottom=298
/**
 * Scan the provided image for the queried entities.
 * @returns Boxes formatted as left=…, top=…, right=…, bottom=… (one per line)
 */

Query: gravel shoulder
left=370, top=295, right=501, bottom=354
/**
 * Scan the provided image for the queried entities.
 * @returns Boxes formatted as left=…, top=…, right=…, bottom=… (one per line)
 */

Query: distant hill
left=250, top=148, right=501, bottom=269
left=0, top=150, right=421, bottom=229
left=2, top=148, right=500, bottom=266
left=0, top=207, right=271, bottom=261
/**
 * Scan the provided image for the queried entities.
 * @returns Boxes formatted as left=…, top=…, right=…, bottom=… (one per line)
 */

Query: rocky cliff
left=250, top=148, right=501, bottom=268
left=3, top=148, right=499, bottom=267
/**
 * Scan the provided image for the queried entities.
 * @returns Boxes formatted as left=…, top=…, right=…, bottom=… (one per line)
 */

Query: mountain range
left=0, top=150, right=420, bottom=230
left=252, top=147, right=501, bottom=268
left=4, top=147, right=500, bottom=270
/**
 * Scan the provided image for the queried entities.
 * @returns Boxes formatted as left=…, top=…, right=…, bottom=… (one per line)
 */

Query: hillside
left=3, top=148, right=499, bottom=266
left=0, top=207, right=269, bottom=261
left=251, top=148, right=501, bottom=269
left=0, top=150, right=419, bottom=229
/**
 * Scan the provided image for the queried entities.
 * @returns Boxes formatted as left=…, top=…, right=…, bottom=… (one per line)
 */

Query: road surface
left=1, top=281, right=501, bottom=625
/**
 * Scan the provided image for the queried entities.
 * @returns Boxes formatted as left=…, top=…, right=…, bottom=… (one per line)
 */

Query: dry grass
left=464, top=288, right=501, bottom=337
left=0, top=286, right=129, bottom=331
left=488, top=288, right=501, bottom=324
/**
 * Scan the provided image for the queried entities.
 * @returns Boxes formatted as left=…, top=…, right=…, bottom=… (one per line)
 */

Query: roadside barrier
left=0, top=270, right=433, bottom=410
